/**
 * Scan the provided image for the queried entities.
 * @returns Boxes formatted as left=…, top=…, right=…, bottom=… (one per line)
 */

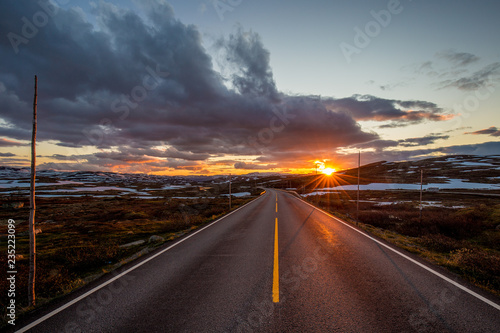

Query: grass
left=0, top=195, right=254, bottom=327
left=304, top=192, right=500, bottom=297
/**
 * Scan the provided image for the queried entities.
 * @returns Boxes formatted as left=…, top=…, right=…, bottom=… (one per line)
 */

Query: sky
left=0, top=0, right=499, bottom=175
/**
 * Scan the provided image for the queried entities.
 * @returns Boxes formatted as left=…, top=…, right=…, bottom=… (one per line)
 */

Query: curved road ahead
left=14, top=189, right=500, bottom=332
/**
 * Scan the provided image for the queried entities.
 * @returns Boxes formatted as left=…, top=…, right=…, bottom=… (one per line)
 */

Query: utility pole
left=419, top=168, right=423, bottom=223
left=356, top=151, right=360, bottom=225
left=229, top=173, right=232, bottom=210
left=29, top=75, right=37, bottom=306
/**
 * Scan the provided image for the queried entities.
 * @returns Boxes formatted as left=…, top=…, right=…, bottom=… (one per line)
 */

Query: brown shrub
left=419, top=234, right=468, bottom=253
left=450, top=248, right=500, bottom=278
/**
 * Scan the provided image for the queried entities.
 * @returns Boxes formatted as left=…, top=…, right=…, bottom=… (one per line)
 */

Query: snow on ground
left=221, top=192, right=251, bottom=197
left=38, top=186, right=142, bottom=193
left=0, top=180, right=83, bottom=188
left=457, top=161, right=495, bottom=167
left=161, top=184, right=191, bottom=190
left=373, top=200, right=465, bottom=209
left=309, top=179, right=500, bottom=192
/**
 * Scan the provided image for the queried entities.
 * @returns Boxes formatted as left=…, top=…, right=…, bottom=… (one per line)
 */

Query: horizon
left=4, top=153, right=499, bottom=178
left=1, top=1, right=500, bottom=175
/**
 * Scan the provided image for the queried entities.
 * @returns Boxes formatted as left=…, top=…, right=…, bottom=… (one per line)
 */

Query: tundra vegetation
left=0, top=194, right=254, bottom=327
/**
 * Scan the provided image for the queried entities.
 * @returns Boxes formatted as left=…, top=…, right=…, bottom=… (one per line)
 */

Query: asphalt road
left=13, top=189, right=500, bottom=332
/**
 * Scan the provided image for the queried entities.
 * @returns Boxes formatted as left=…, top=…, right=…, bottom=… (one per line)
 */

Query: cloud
left=217, top=27, right=279, bottom=101
left=0, top=152, right=16, bottom=157
left=350, top=135, right=450, bottom=151
left=398, top=135, right=450, bottom=147
left=410, top=50, right=499, bottom=92
left=234, top=161, right=277, bottom=170
left=436, top=141, right=500, bottom=156
left=351, top=139, right=399, bottom=151
left=0, top=1, right=454, bottom=173
left=333, top=141, right=500, bottom=169
left=0, top=138, right=26, bottom=147
left=324, top=95, right=453, bottom=127
left=437, top=49, right=480, bottom=67
left=439, top=63, right=500, bottom=91
left=465, top=127, right=500, bottom=137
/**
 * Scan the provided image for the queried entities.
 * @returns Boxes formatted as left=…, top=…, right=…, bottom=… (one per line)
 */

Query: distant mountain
left=340, top=155, right=500, bottom=185
left=257, top=155, right=500, bottom=191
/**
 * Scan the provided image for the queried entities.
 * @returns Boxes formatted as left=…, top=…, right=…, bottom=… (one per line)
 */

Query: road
left=13, top=189, right=500, bottom=332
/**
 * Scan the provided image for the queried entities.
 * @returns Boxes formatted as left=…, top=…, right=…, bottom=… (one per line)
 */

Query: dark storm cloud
left=465, top=127, right=500, bottom=137
left=217, top=27, right=279, bottom=101
left=352, top=139, right=399, bottom=151
left=350, top=135, right=449, bottom=151
left=307, top=141, right=500, bottom=171
left=234, top=161, right=277, bottom=170
left=398, top=135, right=449, bottom=147
left=0, top=1, right=454, bottom=171
left=324, top=95, right=451, bottom=126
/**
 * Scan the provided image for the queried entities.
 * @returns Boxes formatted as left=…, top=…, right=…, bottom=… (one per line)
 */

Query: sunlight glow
left=322, top=167, right=336, bottom=176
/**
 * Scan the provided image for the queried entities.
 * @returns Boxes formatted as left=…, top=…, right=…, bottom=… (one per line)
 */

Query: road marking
left=276, top=202, right=278, bottom=212
left=15, top=195, right=266, bottom=333
left=273, top=217, right=280, bottom=303
left=297, top=196, right=500, bottom=312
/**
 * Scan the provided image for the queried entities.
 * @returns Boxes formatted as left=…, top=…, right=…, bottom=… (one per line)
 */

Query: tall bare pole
left=419, top=168, right=423, bottom=223
left=356, top=151, right=360, bottom=225
left=229, top=173, right=232, bottom=210
left=29, top=75, right=37, bottom=306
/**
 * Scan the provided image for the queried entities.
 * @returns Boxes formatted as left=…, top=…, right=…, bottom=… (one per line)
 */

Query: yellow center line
left=272, top=217, right=279, bottom=303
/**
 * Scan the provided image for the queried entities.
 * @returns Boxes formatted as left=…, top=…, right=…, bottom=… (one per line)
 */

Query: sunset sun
left=322, top=167, right=336, bottom=176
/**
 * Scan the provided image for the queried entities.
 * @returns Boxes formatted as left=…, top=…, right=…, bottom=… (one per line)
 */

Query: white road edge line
left=296, top=195, right=500, bottom=312
left=15, top=194, right=266, bottom=333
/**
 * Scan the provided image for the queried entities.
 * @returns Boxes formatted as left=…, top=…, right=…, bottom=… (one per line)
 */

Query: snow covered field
left=308, top=179, right=500, bottom=193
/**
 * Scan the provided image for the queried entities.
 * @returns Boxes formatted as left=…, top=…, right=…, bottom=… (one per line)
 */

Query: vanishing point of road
left=13, top=189, right=500, bottom=332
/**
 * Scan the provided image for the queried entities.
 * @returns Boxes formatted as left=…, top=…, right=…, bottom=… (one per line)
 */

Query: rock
left=496, top=224, right=500, bottom=231
left=119, top=240, right=145, bottom=248
left=35, top=228, right=42, bottom=234
left=15, top=254, right=24, bottom=260
left=148, top=235, right=165, bottom=243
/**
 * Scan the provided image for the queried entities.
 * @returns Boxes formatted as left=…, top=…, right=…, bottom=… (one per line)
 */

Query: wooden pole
left=356, top=151, right=360, bottom=225
left=229, top=173, right=232, bottom=210
left=419, top=168, right=423, bottom=224
left=29, top=75, right=37, bottom=306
